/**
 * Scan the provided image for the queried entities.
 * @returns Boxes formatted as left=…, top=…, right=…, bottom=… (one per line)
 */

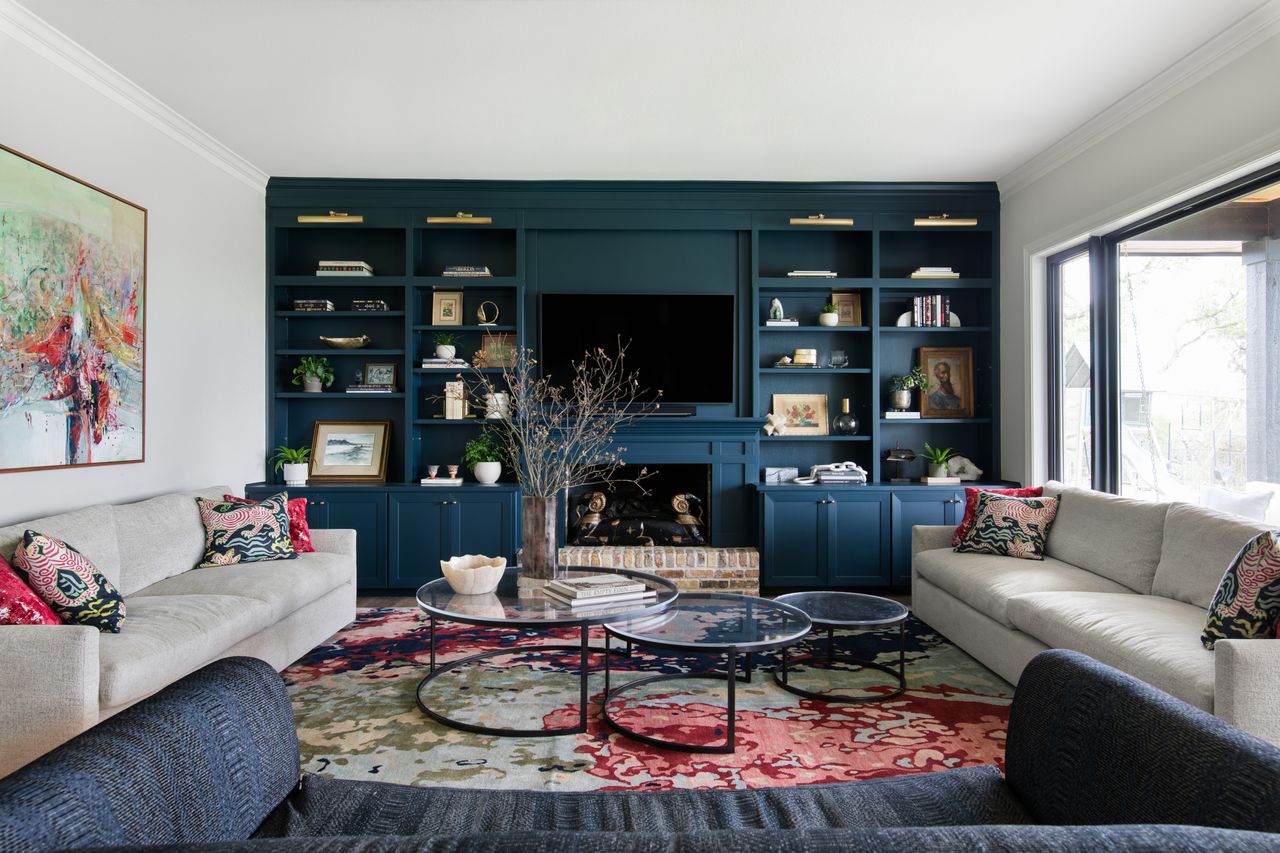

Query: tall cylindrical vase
left=520, top=494, right=561, bottom=585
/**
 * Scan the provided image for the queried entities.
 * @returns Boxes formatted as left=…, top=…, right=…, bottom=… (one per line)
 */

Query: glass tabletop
left=604, top=593, right=812, bottom=653
left=774, top=591, right=909, bottom=627
left=416, top=566, right=678, bottom=627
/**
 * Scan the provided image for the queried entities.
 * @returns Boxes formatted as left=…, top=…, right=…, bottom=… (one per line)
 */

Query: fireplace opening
left=566, top=464, right=712, bottom=546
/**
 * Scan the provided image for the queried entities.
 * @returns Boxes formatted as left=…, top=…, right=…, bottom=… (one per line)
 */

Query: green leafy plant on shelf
left=822, top=303, right=837, bottom=313
left=463, top=432, right=505, bottom=471
left=890, top=366, right=928, bottom=391
left=292, top=355, right=334, bottom=391
left=434, top=332, right=457, bottom=346
left=920, top=442, right=956, bottom=466
left=268, top=444, right=311, bottom=472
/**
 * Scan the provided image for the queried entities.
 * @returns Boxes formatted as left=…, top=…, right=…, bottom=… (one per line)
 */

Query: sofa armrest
left=911, top=525, right=955, bottom=557
left=1215, top=639, right=1280, bottom=745
left=309, top=527, right=356, bottom=558
left=0, top=625, right=99, bottom=778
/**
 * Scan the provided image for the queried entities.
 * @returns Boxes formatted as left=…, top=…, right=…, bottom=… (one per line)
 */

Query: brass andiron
left=426, top=211, right=494, bottom=225
left=296, top=210, right=364, bottom=223
left=789, top=213, right=855, bottom=227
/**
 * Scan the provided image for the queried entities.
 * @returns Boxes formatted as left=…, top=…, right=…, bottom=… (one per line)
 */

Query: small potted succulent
left=889, top=366, right=928, bottom=411
left=270, top=444, right=312, bottom=487
left=435, top=332, right=458, bottom=361
left=292, top=356, right=334, bottom=393
left=463, top=432, right=504, bottom=484
left=818, top=302, right=839, bottom=326
left=921, top=442, right=957, bottom=479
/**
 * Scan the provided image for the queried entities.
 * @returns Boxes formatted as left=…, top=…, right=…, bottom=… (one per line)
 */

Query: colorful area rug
left=282, top=607, right=1012, bottom=791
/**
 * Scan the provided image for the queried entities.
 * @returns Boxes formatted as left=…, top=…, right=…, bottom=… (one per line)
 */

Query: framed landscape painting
left=309, top=420, right=391, bottom=482
left=0, top=145, right=147, bottom=474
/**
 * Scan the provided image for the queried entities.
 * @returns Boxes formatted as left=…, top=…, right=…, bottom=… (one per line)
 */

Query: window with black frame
left=1047, top=245, right=1093, bottom=489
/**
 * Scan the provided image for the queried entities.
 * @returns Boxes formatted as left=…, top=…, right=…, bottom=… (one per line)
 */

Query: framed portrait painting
left=310, top=420, right=391, bottom=482
left=0, top=144, right=146, bottom=473
left=772, top=393, right=829, bottom=436
left=919, top=347, right=974, bottom=419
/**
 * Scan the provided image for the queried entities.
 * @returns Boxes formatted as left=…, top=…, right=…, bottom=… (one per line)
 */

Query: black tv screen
left=539, top=293, right=735, bottom=404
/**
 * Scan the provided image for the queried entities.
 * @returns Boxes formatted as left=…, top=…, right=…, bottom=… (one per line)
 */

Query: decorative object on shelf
left=270, top=444, right=312, bottom=487
left=818, top=303, right=839, bottom=326
left=319, top=335, right=372, bottom=349
left=794, top=461, right=867, bottom=485
left=772, top=356, right=799, bottom=368
left=828, top=350, right=848, bottom=369
left=431, top=291, right=464, bottom=326
left=769, top=298, right=785, bottom=321
left=832, top=398, right=860, bottom=435
left=920, top=442, right=958, bottom=480
left=292, top=356, right=334, bottom=393
left=476, top=300, right=501, bottom=325
left=351, top=298, right=389, bottom=312
left=309, top=420, right=390, bottom=482
left=919, top=346, right=974, bottom=418
left=442, top=265, right=492, bottom=278
left=772, top=393, right=828, bottom=436
left=447, top=464, right=460, bottom=479
left=482, top=391, right=510, bottom=419
left=444, top=380, right=467, bottom=420
left=0, top=144, right=146, bottom=475
left=764, top=466, right=799, bottom=484
left=888, top=366, right=928, bottom=411
left=293, top=299, right=335, bottom=312
left=316, top=260, right=373, bottom=277
left=464, top=433, right=504, bottom=484
left=763, top=412, right=788, bottom=436
left=363, top=362, right=397, bottom=388
left=478, top=333, right=516, bottom=369
left=948, top=455, right=983, bottom=481
left=440, top=554, right=507, bottom=595
left=792, top=348, right=817, bottom=366
left=434, top=332, right=458, bottom=361
left=896, top=309, right=962, bottom=327
left=884, top=444, right=917, bottom=484
left=426, top=465, right=439, bottom=479
left=788, top=213, right=854, bottom=226
left=832, top=292, right=862, bottom=326
left=913, top=213, right=977, bottom=227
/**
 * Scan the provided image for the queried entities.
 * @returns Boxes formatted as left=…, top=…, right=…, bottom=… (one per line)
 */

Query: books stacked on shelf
left=351, top=299, right=390, bottom=312
left=317, top=260, right=373, bottom=277
left=922, top=476, right=961, bottom=485
left=786, top=270, right=838, bottom=278
left=883, top=411, right=922, bottom=419
left=345, top=384, right=395, bottom=394
left=421, top=358, right=470, bottom=369
left=442, top=265, right=492, bottom=277
left=764, top=318, right=799, bottom=327
left=911, top=294, right=952, bottom=327
left=909, top=266, right=959, bottom=279
left=419, top=477, right=464, bottom=486
left=817, top=469, right=867, bottom=485
left=292, top=299, right=335, bottom=312
left=543, top=575, right=657, bottom=609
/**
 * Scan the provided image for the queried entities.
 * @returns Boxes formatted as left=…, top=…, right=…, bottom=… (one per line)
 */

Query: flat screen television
left=539, top=293, right=735, bottom=404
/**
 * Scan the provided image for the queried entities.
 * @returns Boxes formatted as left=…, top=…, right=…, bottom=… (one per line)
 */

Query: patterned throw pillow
left=955, top=493, right=1060, bottom=561
left=0, top=554, right=61, bottom=626
left=222, top=494, right=315, bottom=553
left=952, top=486, right=1045, bottom=546
left=196, top=492, right=297, bottom=568
left=10, top=532, right=125, bottom=632
left=1202, top=530, right=1280, bottom=650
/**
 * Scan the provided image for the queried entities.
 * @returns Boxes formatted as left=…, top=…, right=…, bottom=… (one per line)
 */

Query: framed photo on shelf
left=309, top=420, right=391, bottom=482
left=363, top=362, right=397, bottom=388
left=919, top=347, right=974, bottom=419
left=431, top=291, right=463, bottom=326
left=477, top=332, right=516, bottom=369
left=832, top=292, right=862, bottom=326
left=772, top=393, right=829, bottom=436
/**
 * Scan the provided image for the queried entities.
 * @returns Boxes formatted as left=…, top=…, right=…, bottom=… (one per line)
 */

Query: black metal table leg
left=726, top=649, right=738, bottom=750
left=429, top=614, right=437, bottom=673
left=579, top=623, right=590, bottom=732
left=772, top=624, right=907, bottom=704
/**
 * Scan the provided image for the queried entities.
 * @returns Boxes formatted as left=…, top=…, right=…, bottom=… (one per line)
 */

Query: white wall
left=999, top=31, right=1280, bottom=486
left=0, top=31, right=265, bottom=524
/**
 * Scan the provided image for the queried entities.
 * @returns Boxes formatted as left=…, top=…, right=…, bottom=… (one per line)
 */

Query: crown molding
left=0, top=0, right=267, bottom=193
left=999, top=0, right=1280, bottom=201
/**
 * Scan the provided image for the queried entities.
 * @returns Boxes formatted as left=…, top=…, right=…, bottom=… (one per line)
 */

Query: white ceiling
left=17, top=0, right=1269, bottom=183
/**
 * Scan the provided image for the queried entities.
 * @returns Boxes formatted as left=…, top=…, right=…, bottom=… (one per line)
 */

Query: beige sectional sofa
left=912, top=480, right=1279, bottom=745
left=0, top=486, right=356, bottom=777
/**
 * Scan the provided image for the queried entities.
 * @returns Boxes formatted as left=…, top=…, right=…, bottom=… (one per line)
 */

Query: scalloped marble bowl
left=440, top=554, right=507, bottom=595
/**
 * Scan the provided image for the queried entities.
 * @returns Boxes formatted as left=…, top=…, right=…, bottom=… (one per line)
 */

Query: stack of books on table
left=351, top=298, right=389, bottom=312
left=909, top=266, right=959, bottom=279
left=345, top=384, right=395, bottom=394
left=292, top=299, right=335, bottom=312
left=316, top=260, right=374, bottom=277
left=912, top=294, right=953, bottom=326
left=543, top=575, right=657, bottom=609
left=785, top=270, right=838, bottom=278
left=442, top=265, right=492, bottom=277
left=420, top=358, right=470, bottom=369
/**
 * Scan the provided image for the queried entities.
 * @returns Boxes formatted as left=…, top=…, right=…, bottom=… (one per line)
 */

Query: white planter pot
left=473, top=461, right=502, bottom=484
left=436, top=344, right=457, bottom=360
left=927, top=463, right=949, bottom=479
left=818, top=312, right=839, bottom=326
left=282, top=463, right=308, bottom=487
left=303, top=376, right=323, bottom=393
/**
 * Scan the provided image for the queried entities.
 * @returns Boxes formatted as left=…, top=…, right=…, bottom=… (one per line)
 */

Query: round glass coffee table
left=772, top=591, right=909, bottom=703
left=416, top=566, right=677, bottom=738
left=602, top=592, right=812, bottom=753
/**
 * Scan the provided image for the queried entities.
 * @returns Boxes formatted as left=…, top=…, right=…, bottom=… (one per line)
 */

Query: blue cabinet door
left=828, top=492, right=891, bottom=586
left=890, top=490, right=965, bottom=584
left=388, top=493, right=451, bottom=587
left=323, top=493, right=389, bottom=590
left=760, top=492, right=826, bottom=587
left=455, top=491, right=517, bottom=562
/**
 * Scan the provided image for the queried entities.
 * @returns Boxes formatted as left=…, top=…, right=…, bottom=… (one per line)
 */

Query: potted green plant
left=435, top=332, right=458, bottom=361
left=818, top=302, right=839, bottom=326
left=269, top=444, right=312, bottom=486
left=292, top=356, right=334, bottom=393
left=463, top=432, right=505, bottom=484
left=889, top=366, right=928, bottom=411
left=921, top=442, right=956, bottom=479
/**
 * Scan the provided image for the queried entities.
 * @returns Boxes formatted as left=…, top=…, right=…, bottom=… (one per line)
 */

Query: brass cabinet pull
left=296, top=210, right=364, bottom=223
left=426, top=211, right=494, bottom=225
left=788, top=213, right=854, bottom=227
left=913, top=214, right=978, bottom=227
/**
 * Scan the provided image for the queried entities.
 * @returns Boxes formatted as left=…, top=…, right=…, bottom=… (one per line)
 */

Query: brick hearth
left=558, top=546, right=760, bottom=595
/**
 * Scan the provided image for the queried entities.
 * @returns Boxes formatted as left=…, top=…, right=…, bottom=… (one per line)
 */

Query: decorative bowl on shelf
left=320, top=335, right=372, bottom=349
left=440, top=554, right=507, bottom=595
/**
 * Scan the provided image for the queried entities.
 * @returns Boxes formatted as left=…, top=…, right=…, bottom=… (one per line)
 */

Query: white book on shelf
left=316, top=269, right=374, bottom=277
left=883, top=411, right=921, bottom=419
left=921, top=476, right=962, bottom=485
left=419, top=477, right=464, bottom=486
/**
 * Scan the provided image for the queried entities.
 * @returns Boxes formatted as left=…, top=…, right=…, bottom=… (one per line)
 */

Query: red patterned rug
left=282, top=607, right=1011, bottom=791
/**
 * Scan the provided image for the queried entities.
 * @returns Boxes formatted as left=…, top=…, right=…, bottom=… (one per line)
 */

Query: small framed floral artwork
left=772, top=393, right=829, bottom=436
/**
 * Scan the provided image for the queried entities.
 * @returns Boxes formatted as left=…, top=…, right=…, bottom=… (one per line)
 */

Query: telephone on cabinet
left=793, top=461, right=868, bottom=486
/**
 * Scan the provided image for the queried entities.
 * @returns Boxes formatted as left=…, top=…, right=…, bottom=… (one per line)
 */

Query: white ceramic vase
left=282, top=463, right=308, bottom=487
left=440, top=554, right=507, bottom=595
left=818, top=312, right=839, bottom=326
left=473, top=461, right=501, bottom=484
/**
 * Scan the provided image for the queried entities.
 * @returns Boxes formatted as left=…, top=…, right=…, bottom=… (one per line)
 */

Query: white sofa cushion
left=1151, top=502, right=1273, bottom=610
left=98, top=593, right=273, bottom=706
left=913, top=548, right=1131, bottom=628
left=112, top=487, right=230, bottom=595
left=131, top=550, right=353, bottom=621
left=1006, top=591, right=1215, bottom=711
left=0, top=505, right=122, bottom=590
left=1042, top=481, right=1169, bottom=594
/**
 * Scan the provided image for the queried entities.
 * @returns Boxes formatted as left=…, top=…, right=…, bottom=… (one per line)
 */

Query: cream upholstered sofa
left=912, top=480, right=1279, bottom=745
left=0, top=486, right=356, bottom=778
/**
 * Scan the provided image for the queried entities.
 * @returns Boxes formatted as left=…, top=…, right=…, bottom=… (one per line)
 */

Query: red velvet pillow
left=223, top=494, right=316, bottom=554
left=952, top=486, right=1046, bottom=547
left=0, top=554, right=61, bottom=625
